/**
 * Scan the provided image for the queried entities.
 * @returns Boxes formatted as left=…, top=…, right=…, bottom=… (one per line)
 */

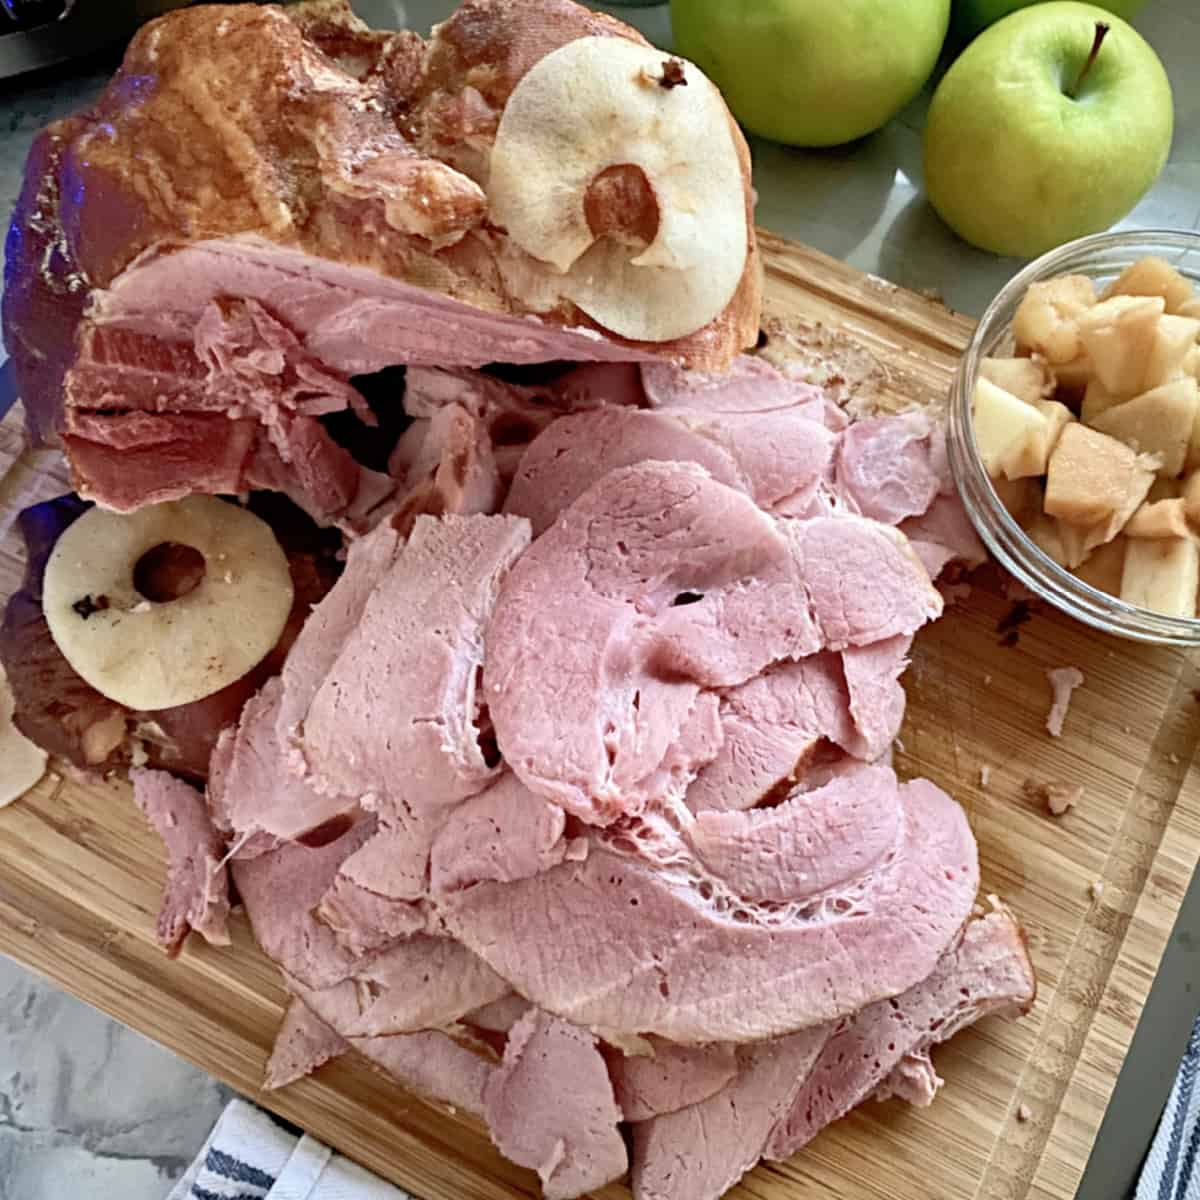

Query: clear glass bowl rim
left=948, top=228, right=1200, bottom=647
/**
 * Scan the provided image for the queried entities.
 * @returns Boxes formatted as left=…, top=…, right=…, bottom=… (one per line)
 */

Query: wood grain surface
left=1, top=230, right=1197, bottom=1200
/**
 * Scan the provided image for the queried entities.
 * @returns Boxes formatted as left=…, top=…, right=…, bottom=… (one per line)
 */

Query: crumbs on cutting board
left=1045, top=667, right=1084, bottom=738
left=1090, top=881, right=1104, bottom=902
left=1017, top=1103, right=1033, bottom=1124
left=1025, top=779, right=1082, bottom=817
left=979, top=765, right=991, bottom=789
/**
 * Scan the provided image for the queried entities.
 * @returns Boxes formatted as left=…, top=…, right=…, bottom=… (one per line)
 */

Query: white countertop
left=0, top=2, right=1196, bottom=1196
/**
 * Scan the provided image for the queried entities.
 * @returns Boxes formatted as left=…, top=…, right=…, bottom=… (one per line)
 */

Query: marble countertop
left=0, top=2, right=1197, bottom=1197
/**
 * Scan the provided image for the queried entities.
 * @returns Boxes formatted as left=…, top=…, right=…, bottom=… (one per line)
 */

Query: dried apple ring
left=488, top=36, right=749, bottom=343
left=43, top=496, right=293, bottom=711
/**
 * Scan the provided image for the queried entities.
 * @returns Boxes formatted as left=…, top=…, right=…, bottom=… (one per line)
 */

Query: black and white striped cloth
left=167, top=1100, right=413, bottom=1200
left=1138, top=1013, right=1200, bottom=1200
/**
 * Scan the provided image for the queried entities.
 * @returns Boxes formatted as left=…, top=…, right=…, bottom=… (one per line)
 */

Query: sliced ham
left=486, top=462, right=820, bottom=823
left=484, top=1009, right=628, bottom=1200
left=688, top=765, right=903, bottom=904
left=685, top=653, right=853, bottom=814
left=641, top=356, right=827, bottom=419
left=316, top=875, right=427, bottom=960
left=899, top=492, right=988, bottom=580
left=835, top=412, right=941, bottom=524
left=429, top=774, right=569, bottom=894
left=466, top=994, right=534, bottom=1036
left=630, top=1029, right=828, bottom=1200
left=506, top=403, right=835, bottom=537
left=264, top=998, right=349, bottom=1090
left=841, top=635, right=911, bottom=761
left=353, top=1030, right=494, bottom=1120
left=303, top=513, right=530, bottom=810
left=130, top=767, right=231, bottom=956
left=443, top=773, right=978, bottom=1043
left=630, top=908, right=1034, bottom=1200
left=607, top=1038, right=738, bottom=1123
left=232, top=813, right=379, bottom=989
left=293, top=934, right=509, bottom=1037
left=763, top=906, right=1036, bottom=1160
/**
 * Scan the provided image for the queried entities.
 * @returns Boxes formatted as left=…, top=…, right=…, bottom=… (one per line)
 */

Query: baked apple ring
left=42, top=496, right=294, bottom=711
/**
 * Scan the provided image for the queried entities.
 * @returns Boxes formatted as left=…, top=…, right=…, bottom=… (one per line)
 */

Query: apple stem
left=1067, top=21, right=1110, bottom=99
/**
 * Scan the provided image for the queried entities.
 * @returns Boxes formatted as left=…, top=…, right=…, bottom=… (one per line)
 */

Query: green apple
left=923, top=3, right=1172, bottom=258
left=952, top=0, right=1147, bottom=45
left=669, top=0, right=950, bottom=147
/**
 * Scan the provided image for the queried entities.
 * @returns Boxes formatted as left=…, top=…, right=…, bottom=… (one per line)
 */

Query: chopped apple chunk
left=1089, top=379, right=1199, bottom=478
left=1013, top=275, right=1096, bottom=364
left=1027, top=515, right=1070, bottom=568
left=1125, top=498, right=1192, bottom=539
left=1102, top=257, right=1196, bottom=314
left=1180, top=298, right=1200, bottom=320
left=979, top=356, right=1054, bottom=405
left=972, top=377, right=1053, bottom=479
left=1076, top=296, right=1166, bottom=397
left=1144, top=315, right=1200, bottom=390
left=1044, top=423, right=1155, bottom=528
left=1147, top=476, right=1182, bottom=503
left=1074, top=537, right=1127, bottom=594
left=1081, top=378, right=1125, bottom=424
left=992, top=475, right=1042, bottom=527
left=1181, top=471, right=1200, bottom=523
left=1120, top=536, right=1200, bottom=618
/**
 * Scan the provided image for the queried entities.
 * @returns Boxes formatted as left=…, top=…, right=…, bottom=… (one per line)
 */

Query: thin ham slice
left=130, top=767, right=230, bottom=956
left=442, top=773, right=978, bottom=1043
left=607, top=1038, right=738, bottom=1123
left=264, top=998, right=349, bottom=1090
left=484, top=1009, right=628, bottom=1200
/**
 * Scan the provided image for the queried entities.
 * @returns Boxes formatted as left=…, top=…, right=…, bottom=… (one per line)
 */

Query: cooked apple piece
left=1081, top=378, right=1125, bottom=423
left=1076, top=295, right=1166, bottom=396
left=1102, top=256, right=1195, bottom=314
left=1013, top=275, right=1096, bottom=364
left=1000, top=397, right=1073, bottom=479
left=1074, top=536, right=1127, bottom=596
left=1181, top=470, right=1200, bottom=524
left=1120, top=536, right=1200, bottom=618
left=1180, top=297, right=1200, bottom=320
left=1044, top=423, right=1155, bottom=527
left=1090, top=379, right=1199, bottom=477
left=1027, top=515, right=1070, bottom=567
left=1125, top=498, right=1192, bottom=539
left=1147, top=476, right=1182, bottom=503
left=979, top=356, right=1054, bottom=405
left=1144, top=315, right=1200, bottom=390
left=1186, top=345, right=1200, bottom=379
left=972, top=377, right=1052, bottom=478
left=992, top=474, right=1042, bottom=527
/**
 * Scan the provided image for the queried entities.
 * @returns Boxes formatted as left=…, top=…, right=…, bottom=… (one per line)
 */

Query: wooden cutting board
left=2, top=230, right=1198, bottom=1200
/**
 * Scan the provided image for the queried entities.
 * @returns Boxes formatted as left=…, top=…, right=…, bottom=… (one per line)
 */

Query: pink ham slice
left=352, top=1030, right=494, bottom=1120
left=641, top=356, right=828, bottom=420
left=207, top=677, right=357, bottom=851
left=442, top=772, right=978, bottom=1043
left=264, top=998, right=349, bottom=1090
left=763, top=906, right=1036, bottom=1159
left=687, top=765, right=902, bottom=903
left=485, top=462, right=820, bottom=824
left=274, top=517, right=404, bottom=762
left=291, top=934, right=509, bottom=1037
left=130, top=767, right=231, bottom=956
left=505, top=404, right=835, bottom=537
left=429, top=773, right=570, bottom=894
left=630, top=1029, right=828, bottom=1200
left=232, top=813, right=381, bottom=989
left=630, top=908, right=1034, bottom=1200
left=684, top=653, right=853, bottom=814
left=835, top=412, right=941, bottom=525
left=607, top=1038, right=738, bottom=1123
left=899, top=492, right=988, bottom=580
left=302, top=513, right=530, bottom=810
left=841, top=634, right=912, bottom=761
left=484, top=1009, right=628, bottom=1200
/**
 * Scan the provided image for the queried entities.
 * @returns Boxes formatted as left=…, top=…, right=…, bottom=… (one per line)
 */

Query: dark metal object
left=0, top=0, right=188, bottom=78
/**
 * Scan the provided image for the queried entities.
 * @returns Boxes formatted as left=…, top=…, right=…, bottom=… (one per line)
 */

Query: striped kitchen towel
left=1137, top=1012, right=1200, bottom=1200
left=167, top=1098, right=416, bottom=1200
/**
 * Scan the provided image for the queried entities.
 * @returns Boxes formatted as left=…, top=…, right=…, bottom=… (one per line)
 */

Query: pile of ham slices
left=128, top=355, right=1034, bottom=1200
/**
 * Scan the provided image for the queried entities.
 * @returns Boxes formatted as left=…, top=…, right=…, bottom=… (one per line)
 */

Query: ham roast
left=0, top=4, right=1034, bottom=1199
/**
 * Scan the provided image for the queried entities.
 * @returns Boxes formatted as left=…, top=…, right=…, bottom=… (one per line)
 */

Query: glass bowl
left=948, top=229, right=1200, bottom=646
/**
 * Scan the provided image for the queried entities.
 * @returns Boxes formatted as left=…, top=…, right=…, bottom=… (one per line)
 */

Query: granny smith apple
left=670, top=0, right=950, bottom=147
left=952, top=0, right=1147, bottom=45
left=923, top=2, right=1172, bottom=258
